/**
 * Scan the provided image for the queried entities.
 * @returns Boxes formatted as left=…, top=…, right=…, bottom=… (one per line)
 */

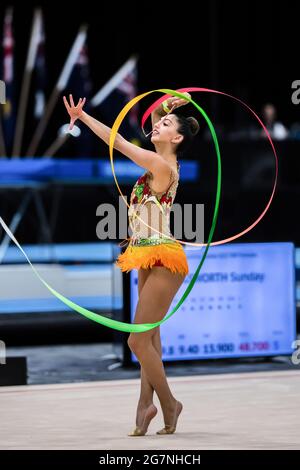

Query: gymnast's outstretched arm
left=63, top=94, right=171, bottom=179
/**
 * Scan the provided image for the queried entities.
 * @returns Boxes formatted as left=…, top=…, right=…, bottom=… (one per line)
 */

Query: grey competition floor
left=6, top=342, right=300, bottom=385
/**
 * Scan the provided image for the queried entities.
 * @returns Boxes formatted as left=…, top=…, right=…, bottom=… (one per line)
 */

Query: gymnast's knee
left=127, top=334, right=148, bottom=354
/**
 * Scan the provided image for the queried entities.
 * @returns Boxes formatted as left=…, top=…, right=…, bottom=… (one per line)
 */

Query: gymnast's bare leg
left=128, top=266, right=185, bottom=434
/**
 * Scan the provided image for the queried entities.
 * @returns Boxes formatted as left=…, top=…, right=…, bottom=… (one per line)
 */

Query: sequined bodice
left=128, top=163, right=180, bottom=245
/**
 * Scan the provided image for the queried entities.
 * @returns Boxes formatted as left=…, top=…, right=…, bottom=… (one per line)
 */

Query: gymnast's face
left=151, top=114, right=184, bottom=147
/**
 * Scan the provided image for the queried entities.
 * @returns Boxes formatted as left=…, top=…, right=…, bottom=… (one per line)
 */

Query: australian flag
left=98, top=56, right=144, bottom=145
left=33, top=10, right=47, bottom=122
left=67, top=42, right=93, bottom=157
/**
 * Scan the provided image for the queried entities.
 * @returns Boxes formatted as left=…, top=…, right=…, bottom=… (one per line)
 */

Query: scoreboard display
left=129, top=242, right=296, bottom=362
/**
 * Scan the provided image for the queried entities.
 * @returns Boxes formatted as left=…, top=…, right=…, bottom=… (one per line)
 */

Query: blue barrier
left=0, top=158, right=199, bottom=184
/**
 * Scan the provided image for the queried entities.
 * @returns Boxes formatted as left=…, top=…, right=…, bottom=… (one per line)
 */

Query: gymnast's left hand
left=63, top=94, right=86, bottom=130
left=166, top=92, right=191, bottom=110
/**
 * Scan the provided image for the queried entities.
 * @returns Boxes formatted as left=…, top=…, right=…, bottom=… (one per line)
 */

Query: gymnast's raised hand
left=164, top=91, right=191, bottom=111
left=63, top=94, right=86, bottom=130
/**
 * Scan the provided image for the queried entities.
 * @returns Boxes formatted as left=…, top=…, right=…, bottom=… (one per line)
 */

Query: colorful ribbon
left=0, top=87, right=277, bottom=333
left=0, top=89, right=222, bottom=332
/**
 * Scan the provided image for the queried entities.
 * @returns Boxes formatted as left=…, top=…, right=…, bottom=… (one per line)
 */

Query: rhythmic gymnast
left=63, top=92, right=199, bottom=436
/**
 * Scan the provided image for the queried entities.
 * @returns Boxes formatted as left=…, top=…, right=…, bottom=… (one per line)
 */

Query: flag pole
left=25, top=24, right=88, bottom=157
left=43, top=54, right=138, bottom=158
left=43, top=134, right=68, bottom=157
left=90, top=54, right=138, bottom=107
left=12, top=9, right=42, bottom=158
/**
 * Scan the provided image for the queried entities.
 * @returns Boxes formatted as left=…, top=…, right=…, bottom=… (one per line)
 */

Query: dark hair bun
left=186, top=117, right=200, bottom=136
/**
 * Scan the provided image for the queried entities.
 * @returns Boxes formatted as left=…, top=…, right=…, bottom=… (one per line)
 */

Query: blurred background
left=0, top=0, right=299, bottom=385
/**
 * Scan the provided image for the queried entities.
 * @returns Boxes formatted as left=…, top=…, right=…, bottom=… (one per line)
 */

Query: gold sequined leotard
left=115, top=161, right=189, bottom=275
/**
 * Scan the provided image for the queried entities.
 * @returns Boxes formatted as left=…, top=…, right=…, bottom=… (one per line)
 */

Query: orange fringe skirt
left=115, top=239, right=189, bottom=275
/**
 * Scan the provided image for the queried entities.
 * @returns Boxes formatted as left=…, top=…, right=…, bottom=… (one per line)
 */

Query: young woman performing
left=63, top=92, right=199, bottom=436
